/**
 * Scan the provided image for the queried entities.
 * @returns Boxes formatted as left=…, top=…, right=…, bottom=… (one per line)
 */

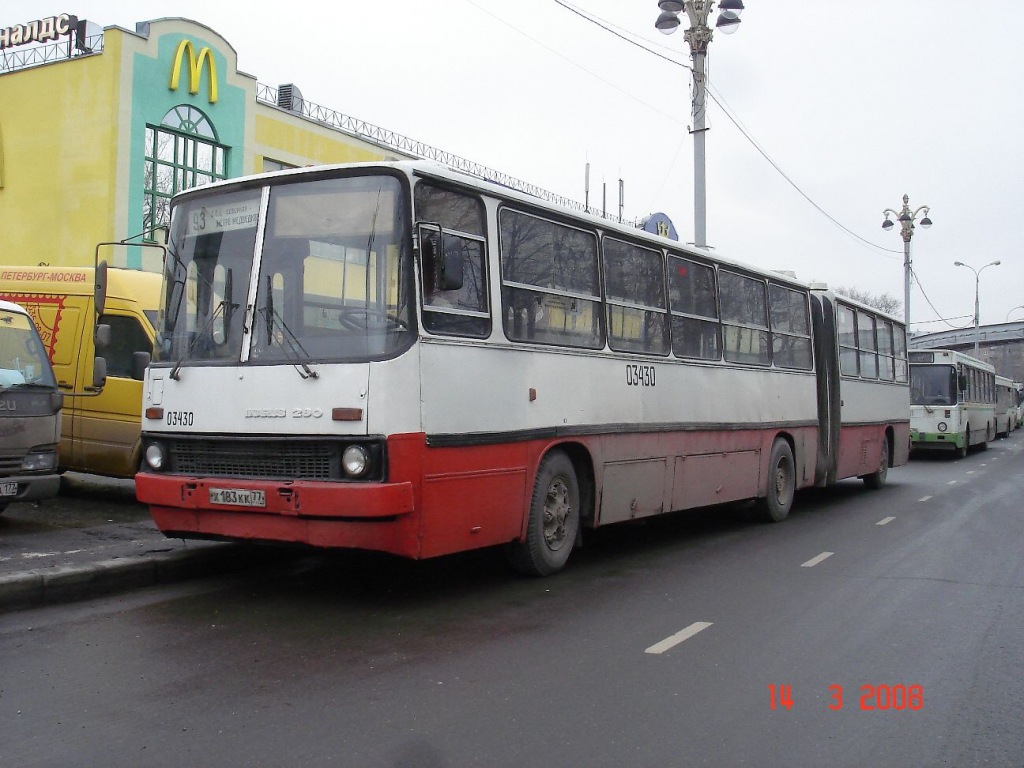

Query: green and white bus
left=910, top=349, right=995, bottom=457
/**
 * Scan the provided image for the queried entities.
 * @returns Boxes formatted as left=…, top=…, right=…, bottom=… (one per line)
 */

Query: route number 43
left=768, top=684, right=794, bottom=710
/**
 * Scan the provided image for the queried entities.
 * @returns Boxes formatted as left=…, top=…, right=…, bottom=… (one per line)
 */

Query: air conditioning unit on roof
left=277, top=84, right=304, bottom=114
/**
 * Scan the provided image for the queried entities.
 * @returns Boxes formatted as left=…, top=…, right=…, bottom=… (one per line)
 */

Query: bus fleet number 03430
left=626, top=364, right=656, bottom=387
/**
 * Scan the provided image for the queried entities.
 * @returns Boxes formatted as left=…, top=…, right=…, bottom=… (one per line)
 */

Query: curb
left=0, top=542, right=271, bottom=612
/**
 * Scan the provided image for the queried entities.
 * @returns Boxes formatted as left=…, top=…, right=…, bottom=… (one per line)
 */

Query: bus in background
left=0, top=265, right=160, bottom=478
left=995, top=375, right=1017, bottom=437
left=909, top=349, right=995, bottom=457
left=0, top=300, right=63, bottom=512
left=1015, top=382, right=1024, bottom=429
left=135, top=161, right=909, bottom=576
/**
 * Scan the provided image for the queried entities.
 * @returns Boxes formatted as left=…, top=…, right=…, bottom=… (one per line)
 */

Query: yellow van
left=0, top=266, right=160, bottom=478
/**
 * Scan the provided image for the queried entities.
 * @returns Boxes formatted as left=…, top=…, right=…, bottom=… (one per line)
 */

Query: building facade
left=909, top=322, right=1024, bottom=383
left=0, top=13, right=412, bottom=272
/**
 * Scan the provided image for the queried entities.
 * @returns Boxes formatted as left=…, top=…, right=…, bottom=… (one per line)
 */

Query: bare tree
left=833, top=286, right=902, bottom=317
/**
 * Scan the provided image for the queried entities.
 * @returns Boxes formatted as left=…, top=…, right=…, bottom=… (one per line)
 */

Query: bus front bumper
left=135, top=473, right=419, bottom=555
left=910, top=430, right=965, bottom=451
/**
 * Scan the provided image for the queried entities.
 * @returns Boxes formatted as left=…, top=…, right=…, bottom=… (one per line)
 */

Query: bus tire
left=507, top=451, right=580, bottom=577
left=756, top=439, right=795, bottom=523
left=955, top=441, right=968, bottom=459
left=863, top=435, right=889, bottom=489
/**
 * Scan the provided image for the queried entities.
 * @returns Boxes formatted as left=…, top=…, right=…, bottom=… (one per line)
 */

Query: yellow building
left=0, top=13, right=412, bottom=271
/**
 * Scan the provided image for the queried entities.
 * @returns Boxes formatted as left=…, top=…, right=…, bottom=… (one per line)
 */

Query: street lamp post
left=1006, top=305, right=1024, bottom=322
left=953, top=259, right=1001, bottom=356
left=882, top=194, right=932, bottom=329
left=655, top=0, right=743, bottom=249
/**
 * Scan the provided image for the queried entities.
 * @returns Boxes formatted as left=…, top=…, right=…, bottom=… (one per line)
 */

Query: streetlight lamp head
left=882, top=218, right=894, bottom=231
left=953, top=261, right=964, bottom=267
left=919, top=216, right=932, bottom=229
left=716, top=11, right=741, bottom=33
left=655, top=10, right=680, bottom=34
left=657, top=0, right=685, bottom=13
left=993, top=260, right=1002, bottom=266
left=719, top=0, right=745, bottom=15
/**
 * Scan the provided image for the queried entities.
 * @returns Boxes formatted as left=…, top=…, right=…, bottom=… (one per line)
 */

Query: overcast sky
left=8, top=1, right=1023, bottom=331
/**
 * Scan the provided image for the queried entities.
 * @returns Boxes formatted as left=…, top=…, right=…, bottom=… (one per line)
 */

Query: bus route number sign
left=626, top=364, right=656, bottom=387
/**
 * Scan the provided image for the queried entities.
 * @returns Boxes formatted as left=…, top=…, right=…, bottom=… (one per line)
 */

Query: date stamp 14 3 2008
left=768, top=684, right=924, bottom=711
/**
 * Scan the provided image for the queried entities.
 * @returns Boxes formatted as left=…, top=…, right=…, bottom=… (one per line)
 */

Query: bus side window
left=603, top=237, right=668, bottom=355
left=768, top=283, right=812, bottom=370
left=668, top=254, right=720, bottom=361
left=414, top=183, right=490, bottom=338
left=719, top=270, right=770, bottom=366
left=498, top=208, right=602, bottom=349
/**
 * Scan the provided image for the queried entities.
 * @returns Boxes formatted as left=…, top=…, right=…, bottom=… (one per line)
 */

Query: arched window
left=142, top=105, right=227, bottom=239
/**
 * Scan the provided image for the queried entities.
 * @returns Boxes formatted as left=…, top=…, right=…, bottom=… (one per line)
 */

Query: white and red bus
left=135, top=161, right=909, bottom=575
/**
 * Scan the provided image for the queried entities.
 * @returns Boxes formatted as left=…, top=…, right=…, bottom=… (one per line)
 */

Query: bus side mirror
left=92, top=356, right=107, bottom=389
left=94, top=260, right=108, bottom=316
left=437, top=236, right=464, bottom=291
left=94, top=323, right=111, bottom=349
left=132, top=351, right=151, bottom=381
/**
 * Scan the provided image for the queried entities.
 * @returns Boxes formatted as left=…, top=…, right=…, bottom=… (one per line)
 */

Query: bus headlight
left=937, top=422, right=948, bottom=433
left=342, top=444, right=372, bottom=478
left=145, top=442, right=167, bottom=471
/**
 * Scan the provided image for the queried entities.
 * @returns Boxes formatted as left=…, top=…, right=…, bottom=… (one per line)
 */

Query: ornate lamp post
left=882, top=194, right=932, bottom=328
left=655, top=0, right=744, bottom=249
left=953, top=259, right=1001, bottom=356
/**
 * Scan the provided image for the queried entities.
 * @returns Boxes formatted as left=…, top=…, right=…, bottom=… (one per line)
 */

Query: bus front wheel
left=757, top=439, right=795, bottom=523
left=507, top=451, right=580, bottom=577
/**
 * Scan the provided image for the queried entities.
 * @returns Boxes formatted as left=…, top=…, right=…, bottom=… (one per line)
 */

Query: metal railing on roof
left=0, top=34, right=103, bottom=72
left=256, top=83, right=633, bottom=226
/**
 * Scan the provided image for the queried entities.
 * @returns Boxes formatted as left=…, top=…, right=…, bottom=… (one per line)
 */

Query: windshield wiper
left=260, top=276, right=318, bottom=380
left=170, top=300, right=226, bottom=381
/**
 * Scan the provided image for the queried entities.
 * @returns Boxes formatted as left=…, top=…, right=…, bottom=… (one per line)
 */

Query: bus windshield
left=159, top=173, right=412, bottom=366
left=910, top=364, right=957, bottom=406
left=0, top=307, right=57, bottom=390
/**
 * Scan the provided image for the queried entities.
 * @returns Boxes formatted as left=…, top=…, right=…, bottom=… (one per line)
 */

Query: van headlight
left=937, top=422, right=948, bottom=433
left=342, top=444, right=372, bottom=478
left=22, top=450, right=57, bottom=472
left=145, top=442, right=168, bottom=471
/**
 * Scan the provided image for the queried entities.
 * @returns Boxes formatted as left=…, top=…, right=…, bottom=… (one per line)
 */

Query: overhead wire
left=550, top=0, right=904, bottom=259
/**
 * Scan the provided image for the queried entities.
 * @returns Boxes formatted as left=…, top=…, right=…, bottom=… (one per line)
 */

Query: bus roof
left=169, top=160, right=823, bottom=296
left=908, top=348, right=995, bottom=371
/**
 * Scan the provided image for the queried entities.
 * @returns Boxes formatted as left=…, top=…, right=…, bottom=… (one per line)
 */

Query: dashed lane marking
left=801, top=552, right=834, bottom=568
left=645, top=622, right=714, bottom=655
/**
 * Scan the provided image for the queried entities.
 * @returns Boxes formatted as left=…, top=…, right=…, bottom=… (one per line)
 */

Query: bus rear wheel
left=863, top=435, right=889, bottom=489
left=756, top=439, right=795, bottom=523
left=506, top=451, right=580, bottom=577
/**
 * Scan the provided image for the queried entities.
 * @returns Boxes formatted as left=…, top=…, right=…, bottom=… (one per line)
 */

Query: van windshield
left=158, top=173, right=413, bottom=366
left=0, top=308, right=57, bottom=389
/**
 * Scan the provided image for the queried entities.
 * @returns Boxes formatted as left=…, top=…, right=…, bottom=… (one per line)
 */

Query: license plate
left=1, top=481, right=17, bottom=497
left=208, top=487, right=266, bottom=508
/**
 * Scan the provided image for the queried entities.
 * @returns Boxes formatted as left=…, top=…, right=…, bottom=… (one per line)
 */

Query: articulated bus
left=909, top=349, right=995, bottom=457
left=995, top=375, right=1017, bottom=437
left=135, top=161, right=909, bottom=576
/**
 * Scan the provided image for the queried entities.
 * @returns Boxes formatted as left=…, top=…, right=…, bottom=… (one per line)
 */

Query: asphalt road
left=2, top=440, right=1023, bottom=767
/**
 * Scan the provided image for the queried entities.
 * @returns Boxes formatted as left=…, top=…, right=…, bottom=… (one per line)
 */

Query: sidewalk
left=0, top=473, right=270, bottom=612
